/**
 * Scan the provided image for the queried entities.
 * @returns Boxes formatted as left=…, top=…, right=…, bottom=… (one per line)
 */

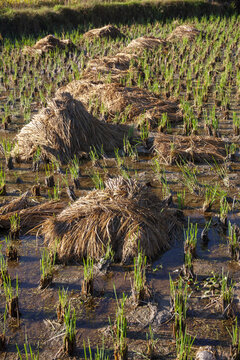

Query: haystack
left=167, top=25, right=200, bottom=41
left=13, top=92, right=128, bottom=164
left=153, top=133, right=227, bottom=165
left=23, top=35, right=75, bottom=55
left=82, top=53, right=138, bottom=82
left=122, top=36, right=167, bottom=55
left=83, top=25, right=124, bottom=40
left=57, top=82, right=182, bottom=128
left=42, top=176, right=180, bottom=263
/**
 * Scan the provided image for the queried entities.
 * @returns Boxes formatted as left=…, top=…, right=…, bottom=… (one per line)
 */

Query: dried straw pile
left=42, top=176, right=179, bottom=263
left=0, top=191, right=34, bottom=215
left=82, top=53, right=138, bottom=82
left=83, top=25, right=124, bottom=40
left=23, top=35, right=75, bottom=55
left=19, top=201, right=66, bottom=229
left=167, top=25, right=200, bottom=41
left=122, top=36, right=167, bottom=55
left=154, top=133, right=227, bottom=164
left=58, top=82, right=182, bottom=128
left=0, top=194, right=66, bottom=232
left=81, top=36, right=166, bottom=81
left=13, top=92, right=128, bottom=164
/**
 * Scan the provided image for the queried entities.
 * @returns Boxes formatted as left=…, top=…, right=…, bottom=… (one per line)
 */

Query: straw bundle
left=58, top=82, right=182, bottom=128
left=122, top=36, right=167, bottom=55
left=82, top=53, right=138, bottom=82
left=0, top=191, right=34, bottom=215
left=83, top=25, right=124, bottom=40
left=13, top=92, right=128, bottom=164
left=42, top=176, right=179, bottom=263
left=167, top=25, right=200, bottom=41
left=81, top=36, right=166, bottom=81
left=154, top=133, right=227, bottom=165
left=0, top=199, right=67, bottom=232
left=23, top=35, right=75, bottom=55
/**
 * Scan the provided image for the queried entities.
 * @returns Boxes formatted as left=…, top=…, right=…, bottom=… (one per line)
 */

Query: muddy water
left=2, top=26, right=240, bottom=360
left=1, top=140, right=240, bottom=358
left=0, top=234, right=131, bottom=358
left=0, top=164, right=238, bottom=360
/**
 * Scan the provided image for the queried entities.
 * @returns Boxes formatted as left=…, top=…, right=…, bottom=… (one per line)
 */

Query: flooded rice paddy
left=1, top=13, right=240, bottom=360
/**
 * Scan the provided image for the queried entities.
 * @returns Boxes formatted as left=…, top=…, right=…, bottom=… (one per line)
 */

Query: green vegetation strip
left=0, top=0, right=235, bottom=37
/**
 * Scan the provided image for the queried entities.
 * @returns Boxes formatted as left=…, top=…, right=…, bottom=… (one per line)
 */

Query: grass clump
left=169, top=276, right=188, bottom=338
left=39, top=248, right=55, bottom=289
left=3, top=273, right=20, bottom=320
left=82, top=256, right=94, bottom=296
left=64, top=304, right=76, bottom=356
left=16, top=341, right=39, bottom=360
left=57, top=287, right=68, bottom=323
left=110, top=288, right=128, bottom=360
left=132, top=246, right=148, bottom=305
left=83, top=338, right=109, bottom=360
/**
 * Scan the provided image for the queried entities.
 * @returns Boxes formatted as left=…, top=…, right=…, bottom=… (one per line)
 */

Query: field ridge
left=0, top=0, right=235, bottom=37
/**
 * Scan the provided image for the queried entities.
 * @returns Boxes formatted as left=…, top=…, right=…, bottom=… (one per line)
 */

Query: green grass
left=64, top=304, right=76, bottom=343
left=0, top=0, right=208, bottom=11
left=9, top=213, right=20, bottom=235
left=0, top=0, right=234, bottom=37
left=176, top=327, right=195, bottom=360
left=83, top=256, right=94, bottom=282
left=169, top=276, right=188, bottom=326
left=221, top=271, right=234, bottom=306
left=83, top=338, right=110, bottom=360
left=0, top=166, right=6, bottom=189
left=110, top=286, right=128, bottom=357
left=58, top=287, right=68, bottom=310
left=3, top=273, right=18, bottom=302
left=40, top=248, right=55, bottom=280
left=133, top=248, right=147, bottom=298
left=227, top=317, right=240, bottom=354
left=16, top=342, right=39, bottom=360
left=184, top=219, right=198, bottom=255
left=0, top=251, right=8, bottom=279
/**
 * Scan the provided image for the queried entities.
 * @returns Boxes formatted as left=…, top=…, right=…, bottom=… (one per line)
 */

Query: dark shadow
left=194, top=337, right=230, bottom=347
left=16, top=255, right=39, bottom=263
left=52, top=280, right=82, bottom=291
left=16, top=280, right=39, bottom=289
left=75, top=318, right=108, bottom=329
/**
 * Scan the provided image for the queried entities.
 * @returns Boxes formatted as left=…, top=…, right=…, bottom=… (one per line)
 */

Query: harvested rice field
left=1, top=6, right=240, bottom=359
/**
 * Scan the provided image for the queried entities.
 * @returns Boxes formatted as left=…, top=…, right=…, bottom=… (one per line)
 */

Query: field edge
left=0, top=0, right=236, bottom=37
